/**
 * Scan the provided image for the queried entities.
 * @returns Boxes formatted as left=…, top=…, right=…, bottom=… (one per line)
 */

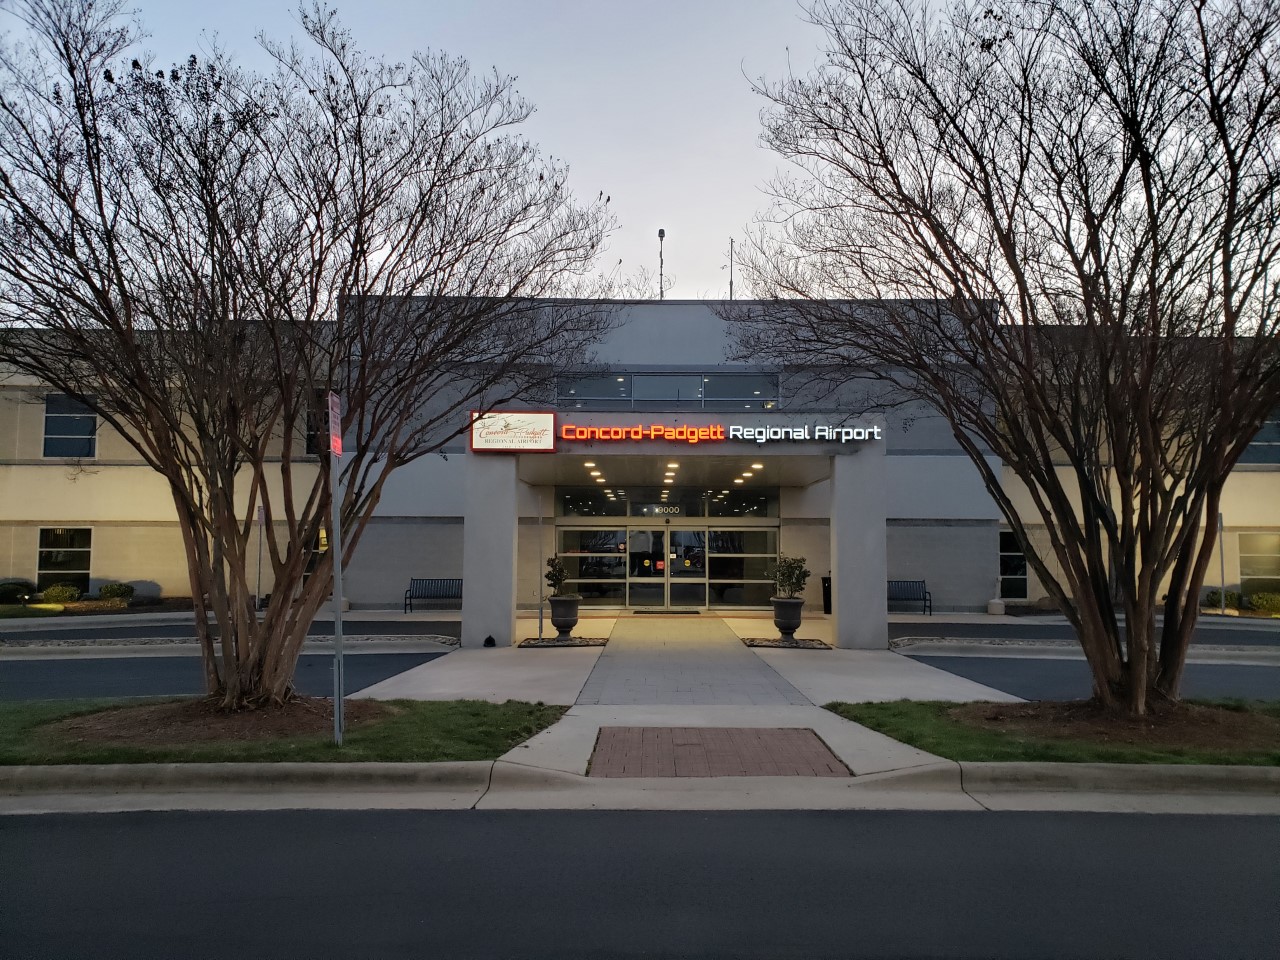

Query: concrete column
left=461, top=453, right=519, bottom=648
left=830, top=446, right=888, bottom=649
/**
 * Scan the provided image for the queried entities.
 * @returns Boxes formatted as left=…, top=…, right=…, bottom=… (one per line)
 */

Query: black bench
left=888, top=580, right=932, bottom=615
left=404, top=578, right=463, bottom=613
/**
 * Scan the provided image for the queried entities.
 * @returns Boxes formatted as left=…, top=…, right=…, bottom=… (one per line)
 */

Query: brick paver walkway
left=589, top=726, right=851, bottom=777
left=575, top=616, right=809, bottom=706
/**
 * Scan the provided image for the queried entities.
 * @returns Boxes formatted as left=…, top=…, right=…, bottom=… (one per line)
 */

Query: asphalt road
left=3, top=651, right=1276, bottom=702
left=888, top=617, right=1280, bottom=647
left=910, top=654, right=1280, bottom=702
left=0, top=652, right=443, bottom=701
left=3, top=615, right=1275, bottom=646
left=2, top=810, right=1277, bottom=960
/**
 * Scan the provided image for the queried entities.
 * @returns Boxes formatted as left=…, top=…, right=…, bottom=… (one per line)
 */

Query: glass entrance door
left=625, top=528, right=709, bottom=607
left=626, top=528, right=665, bottom=606
left=667, top=529, right=707, bottom=606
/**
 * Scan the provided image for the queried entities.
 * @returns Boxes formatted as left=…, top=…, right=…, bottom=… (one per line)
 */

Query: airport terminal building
left=1, top=301, right=1277, bottom=648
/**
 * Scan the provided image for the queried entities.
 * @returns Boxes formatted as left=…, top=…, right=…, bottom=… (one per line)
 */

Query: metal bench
left=887, top=579, right=932, bottom=614
left=404, top=578, right=463, bottom=613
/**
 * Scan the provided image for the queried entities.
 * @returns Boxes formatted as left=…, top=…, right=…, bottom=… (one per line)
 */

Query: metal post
left=1218, top=512, right=1226, bottom=614
left=538, top=491, right=546, bottom=642
left=327, top=391, right=345, bottom=746
left=728, top=237, right=734, bottom=300
left=255, top=505, right=264, bottom=612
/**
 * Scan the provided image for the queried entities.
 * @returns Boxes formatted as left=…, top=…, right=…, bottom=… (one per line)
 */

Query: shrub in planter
left=1203, top=589, right=1244, bottom=610
left=771, top=554, right=812, bottom=642
left=0, top=579, right=37, bottom=604
left=98, top=582, right=135, bottom=601
left=545, top=557, right=580, bottom=641
left=41, top=582, right=81, bottom=603
left=1249, top=592, right=1280, bottom=614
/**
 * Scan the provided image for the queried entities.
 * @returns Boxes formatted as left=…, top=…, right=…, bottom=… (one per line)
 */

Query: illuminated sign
left=470, top=411, right=556, bottom=452
left=558, top=422, right=883, bottom=445
left=560, top=424, right=725, bottom=444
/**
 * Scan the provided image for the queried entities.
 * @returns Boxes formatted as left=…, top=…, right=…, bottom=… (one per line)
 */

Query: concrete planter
left=771, top=597, right=806, bottom=641
left=548, top=595, right=580, bottom=640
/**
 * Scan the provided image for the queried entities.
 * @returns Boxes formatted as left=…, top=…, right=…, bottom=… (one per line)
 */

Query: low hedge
left=40, top=583, right=81, bottom=603
left=98, top=582, right=135, bottom=601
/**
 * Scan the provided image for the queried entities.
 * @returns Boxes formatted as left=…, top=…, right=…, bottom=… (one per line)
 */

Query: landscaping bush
left=40, top=583, right=81, bottom=603
left=1203, top=589, right=1244, bottom=609
left=1249, top=592, right=1280, bottom=614
left=0, top=579, right=37, bottom=604
left=98, top=582, right=135, bottom=601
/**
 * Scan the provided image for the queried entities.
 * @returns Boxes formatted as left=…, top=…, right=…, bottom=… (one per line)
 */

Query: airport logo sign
left=470, top=411, right=557, bottom=452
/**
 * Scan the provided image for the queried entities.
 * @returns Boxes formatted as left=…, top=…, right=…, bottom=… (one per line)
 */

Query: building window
left=1239, top=533, right=1280, bottom=597
left=38, top=527, right=92, bottom=593
left=556, top=372, right=778, bottom=410
left=999, top=531, right=1028, bottom=599
left=1240, top=408, right=1280, bottom=464
left=43, top=395, right=97, bottom=458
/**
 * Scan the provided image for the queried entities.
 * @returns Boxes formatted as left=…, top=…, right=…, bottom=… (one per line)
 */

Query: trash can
left=821, top=576, right=832, bottom=615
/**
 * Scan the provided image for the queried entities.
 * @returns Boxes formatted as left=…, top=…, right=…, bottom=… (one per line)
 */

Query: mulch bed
left=742, top=637, right=831, bottom=649
left=59, top=597, right=195, bottom=616
left=519, top=637, right=608, bottom=647
left=949, top=700, right=1280, bottom=751
left=49, top=697, right=391, bottom=745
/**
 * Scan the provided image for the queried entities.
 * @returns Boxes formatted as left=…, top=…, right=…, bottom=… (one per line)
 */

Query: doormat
left=589, top=727, right=851, bottom=778
left=632, top=610, right=700, bottom=615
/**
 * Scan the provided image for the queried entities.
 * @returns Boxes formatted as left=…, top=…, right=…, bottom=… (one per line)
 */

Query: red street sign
left=327, top=391, right=342, bottom=457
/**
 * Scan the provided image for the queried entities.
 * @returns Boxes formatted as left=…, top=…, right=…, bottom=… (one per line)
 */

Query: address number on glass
left=652, top=505, right=681, bottom=515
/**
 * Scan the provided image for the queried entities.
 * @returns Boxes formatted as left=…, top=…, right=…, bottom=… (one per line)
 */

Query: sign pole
left=255, top=504, right=265, bottom=612
left=1218, top=512, right=1226, bottom=614
left=328, top=391, right=345, bottom=746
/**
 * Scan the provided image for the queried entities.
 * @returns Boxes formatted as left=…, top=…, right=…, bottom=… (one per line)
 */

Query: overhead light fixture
left=751, top=463, right=763, bottom=470
left=733, top=478, right=744, bottom=484
left=667, top=462, right=679, bottom=468
left=584, top=462, right=596, bottom=468
left=664, top=471, right=675, bottom=477
left=664, top=478, right=674, bottom=484
left=596, top=478, right=606, bottom=483
left=742, top=472, right=752, bottom=478
left=616, top=377, right=625, bottom=382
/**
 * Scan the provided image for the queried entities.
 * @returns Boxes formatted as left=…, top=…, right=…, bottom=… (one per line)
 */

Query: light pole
left=658, top=228, right=665, bottom=300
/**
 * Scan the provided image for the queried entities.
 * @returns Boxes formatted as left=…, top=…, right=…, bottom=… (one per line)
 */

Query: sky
left=116, top=0, right=828, bottom=299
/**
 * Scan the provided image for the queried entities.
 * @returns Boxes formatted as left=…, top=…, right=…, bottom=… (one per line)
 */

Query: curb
left=5, top=758, right=1277, bottom=801
left=958, top=761, right=1280, bottom=795
left=0, top=761, right=494, bottom=793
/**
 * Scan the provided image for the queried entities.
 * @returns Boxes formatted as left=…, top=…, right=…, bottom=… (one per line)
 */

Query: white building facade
left=2, top=301, right=1277, bottom=647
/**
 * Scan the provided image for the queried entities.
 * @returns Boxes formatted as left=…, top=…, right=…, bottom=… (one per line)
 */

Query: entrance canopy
left=515, top=453, right=834, bottom=490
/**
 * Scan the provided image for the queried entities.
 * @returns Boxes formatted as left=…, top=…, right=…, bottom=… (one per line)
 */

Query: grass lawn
left=827, top=700, right=1280, bottom=765
left=0, top=604, right=64, bottom=619
left=0, top=697, right=566, bottom=765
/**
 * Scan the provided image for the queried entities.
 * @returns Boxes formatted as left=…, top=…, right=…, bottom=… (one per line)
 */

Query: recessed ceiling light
left=721, top=489, right=729, bottom=494
left=742, top=472, right=752, bottom=478
left=596, top=478, right=606, bottom=483
left=751, top=463, right=763, bottom=470
left=664, top=471, right=675, bottom=477
left=590, top=470, right=601, bottom=476
left=667, top=462, right=679, bottom=468
left=584, top=462, right=595, bottom=468
left=616, top=377, right=625, bottom=382
left=664, top=478, right=674, bottom=484
left=753, top=390, right=761, bottom=395
left=733, top=478, right=744, bottom=484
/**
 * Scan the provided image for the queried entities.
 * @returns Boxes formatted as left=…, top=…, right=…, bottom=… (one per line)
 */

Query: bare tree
left=0, top=0, right=615, bottom=707
left=736, top=0, right=1280, bottom=715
